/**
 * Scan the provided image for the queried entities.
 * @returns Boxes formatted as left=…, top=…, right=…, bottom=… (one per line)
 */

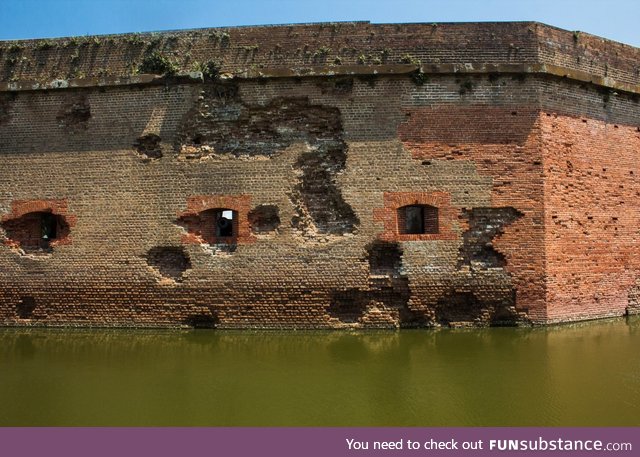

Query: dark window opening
left=41, top=212, right=57, bottom=243
left=397, top=205, right=438, bottom=235
left=215, top=209, right=235, bottom=238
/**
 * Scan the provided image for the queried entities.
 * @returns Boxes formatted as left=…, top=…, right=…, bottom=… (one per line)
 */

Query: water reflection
left=1, top=317, right=638, bottom=426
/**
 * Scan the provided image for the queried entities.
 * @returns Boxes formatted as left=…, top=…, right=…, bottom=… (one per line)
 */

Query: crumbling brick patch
left=373, top=192, right=457, bottom=241
left=434, top=288, right=521, bottom=327
left=175, top=86, right=345, bottom=159
left=248, top=204, right=280, bottom=234
left=365, top=241, right=412, bottom=314
left=458, top=207, right=524, bottom=269
left=627, top=283, right=640, bottom=315
left=146, top=246, right=192, bottom=282
left=183, top=309, right=219, bottom=328
left=367, top=239, right=403, bottom=276
left=56, top=95, right=91, bottom=131
left=435, top=291, right=483, bottom=326
left=0, top=93, right=15, bottom=125
left=16, top=296, right=37, bottom=319
left=176, top=195, right=255, bottom=247
left=328, top=240, right=423, bottom=327
left=290, top=143, right=359, bottom=236
left=328, top=289, right=369, bottom=323
left=317, top=77, right=354, bottom=95
left=1, top=199, right=76, bottom=254
left=134, top=133, right=163, bottom=160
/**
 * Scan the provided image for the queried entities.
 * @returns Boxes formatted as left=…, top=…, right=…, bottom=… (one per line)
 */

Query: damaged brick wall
left=398, top=102, right=547, bottom=321
left=175, top=86, right=358, bottom=238
left=1, top=23, right=639, bottom=329
left=1, top=200, right=76, bottom=254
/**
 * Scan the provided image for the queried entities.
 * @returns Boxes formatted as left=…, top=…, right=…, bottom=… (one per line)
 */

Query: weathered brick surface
left=0, top=22, right=638, bottom=328
left=542, top=114, right=640, bottom=322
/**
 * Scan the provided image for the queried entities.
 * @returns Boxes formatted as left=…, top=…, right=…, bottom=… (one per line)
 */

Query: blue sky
left=1, top=0, right=638, bottom=47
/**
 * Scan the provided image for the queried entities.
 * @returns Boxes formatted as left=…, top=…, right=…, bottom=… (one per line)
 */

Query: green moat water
left=1, top=317, right=639, bottom=426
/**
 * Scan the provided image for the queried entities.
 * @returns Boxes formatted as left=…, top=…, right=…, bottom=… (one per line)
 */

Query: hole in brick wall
left=1, top=211, right=70, bottom=255
left=56, top=95, right=91, bottom=131
left=317, top=77, right=354, bottom=95
left=183, top=313, right=218, bottom=329
left=248, top=205, right=280, bottom=234
left=328, top=289, right=369, bottom=323
left=458, top=207, right=523, bottom=270
left=146, top=246, right=192, bottom=281
left=397, top=205, right=438, bottom=235
left=16, top=296, right=37, bottom=319
left=366, top=240, right=403, bottom=276
left=490, top=305, right=520, bottom=327
left=134, top=133, right=162, bottom=160
left=435, top=292, right=482, bottom=325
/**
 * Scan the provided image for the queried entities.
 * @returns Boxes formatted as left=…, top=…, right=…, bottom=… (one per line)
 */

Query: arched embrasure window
left=397, top=204, right=438, bottom=235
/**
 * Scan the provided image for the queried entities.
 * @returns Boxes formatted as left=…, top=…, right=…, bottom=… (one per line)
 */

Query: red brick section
left=1, top=199, right=76, bottom=248
left=541, top=113, right=640, bottom=322
left=373, top=192, right=457, bottom=241
left=398, top=105, right=547, bottom=321
left=177, top=195, right=255, bottom=245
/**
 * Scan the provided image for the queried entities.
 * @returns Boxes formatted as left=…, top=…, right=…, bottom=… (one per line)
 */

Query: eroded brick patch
left=328, top=240, right=419, bottom=328
left=0, top=93, right=15, bottom=125
left=134, top=133, right=163, bottom=160
left=175, top=86, right=344, bottom=159
left=56, top=95, right=91, bottom=131
left=248, top=205, right=280, bottom=234
left=146, top=246, right=192, bottom=282
left=290, top=142, right=359, bottom=236
left=175, top=84, right=358, bottom=238
left=458, top=207, right=523, bottom=269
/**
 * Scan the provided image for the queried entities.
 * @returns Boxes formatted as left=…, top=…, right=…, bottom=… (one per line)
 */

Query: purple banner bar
left=1, top=428, right=638, bottom=457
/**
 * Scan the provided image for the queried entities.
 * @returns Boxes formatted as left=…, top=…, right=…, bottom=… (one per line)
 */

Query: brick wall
left=0, top=22, right=638, bottom=328
left=542, top=113, right=640, bottom=322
